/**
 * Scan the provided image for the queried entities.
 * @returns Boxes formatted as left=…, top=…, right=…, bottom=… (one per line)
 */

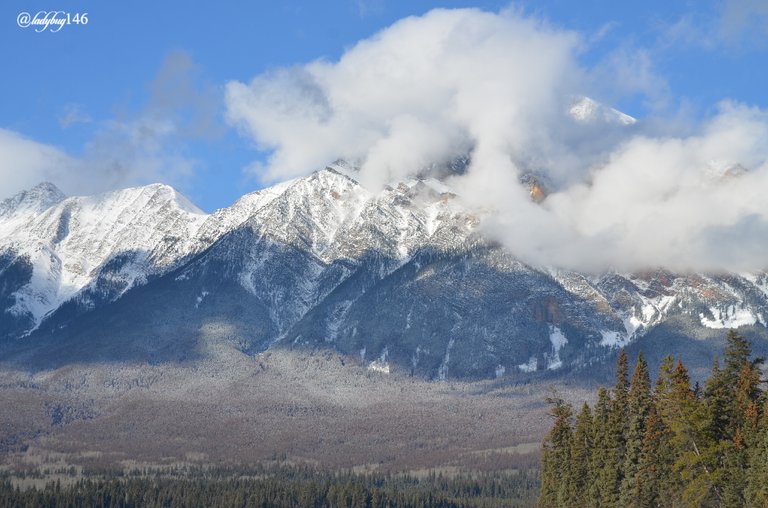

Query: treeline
left=539, top=330, right=768, bottom=507
left=0, top=468, right=539, bottom=508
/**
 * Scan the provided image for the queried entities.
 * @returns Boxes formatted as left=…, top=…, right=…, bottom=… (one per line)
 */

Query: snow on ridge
left=700, top=305, right=758, bottom=329
left=568, top=97, right=636, bottom=126
left=0, top=182, right=66, bottom=218
left=7, top=169, right=768, bottom=371
left=0, top=181, right=214, bottom=331
left=0, top=183, right=67, bottom=237
left=1, top=170, right=504, bottom=343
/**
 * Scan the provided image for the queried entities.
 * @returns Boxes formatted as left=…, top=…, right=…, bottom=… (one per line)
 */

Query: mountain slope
left=2, top=170, right=768, bottom=379
left=0, top=183, right=207, bottom=340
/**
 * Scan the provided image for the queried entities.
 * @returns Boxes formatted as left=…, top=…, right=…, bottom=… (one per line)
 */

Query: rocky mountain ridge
left=2, top=167, right=767, bottom=379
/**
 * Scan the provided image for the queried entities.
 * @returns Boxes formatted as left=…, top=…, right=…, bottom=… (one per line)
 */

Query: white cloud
left=1, top=51, right=218, bottom=202
left=225, top=7, right=768, bottom=272
left=0, top=129, right=76, bottom=198
left=0, top=118, right=199, bottom=201
left=226, top=8, right=583, bottom=189
left=477, top=102, right=768, bottom=272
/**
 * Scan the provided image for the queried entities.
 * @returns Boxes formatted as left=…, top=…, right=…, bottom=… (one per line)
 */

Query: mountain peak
left=29, top=181, right=65, bottom=198
left=568, top=96, right=636, bottom=126
left=0, top=181, right=66, bottom=218
left=112, top=183, right=206, bottom=216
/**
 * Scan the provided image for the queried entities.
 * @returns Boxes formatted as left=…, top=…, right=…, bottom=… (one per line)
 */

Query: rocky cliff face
left=2, top=168, right=767, bottom=379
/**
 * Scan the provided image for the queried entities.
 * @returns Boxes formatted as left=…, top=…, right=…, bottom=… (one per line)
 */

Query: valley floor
left=0, top=347, right=591, bottom=478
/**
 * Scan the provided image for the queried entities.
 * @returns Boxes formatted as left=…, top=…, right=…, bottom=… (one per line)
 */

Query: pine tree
left=734, top=353, right=763, bottom=435
left=601, top=349, right=629, bottom=507
left=538, top=332, right=766, bottom=508
left=673, top=357, right=723, bottom=507
left=540, top=396, right=574, bottom=508
left=569, top=403, right=592, bottom=508
left=645, top=355, right=683, bottom=507
left=723, top=330, right=752, bottom=386
left=722, top=333, right=763, bottom=508
left=745, top=399, right=768, bottom=506
left=636, top=401, right=681, bottom=508
left=619, top=352, right=651, bottom=507
left=705, top=355, right=732, bottom=442
left=587, top=387, right=611, bottom=507
left=689, top=332, right=761, bottom=506
left=721, top=430, right=748, bottom=508
left=614, top=349, right=630, bottom=407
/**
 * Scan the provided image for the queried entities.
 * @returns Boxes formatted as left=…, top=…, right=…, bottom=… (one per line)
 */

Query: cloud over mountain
left=226, top=8, right=768, bottom=272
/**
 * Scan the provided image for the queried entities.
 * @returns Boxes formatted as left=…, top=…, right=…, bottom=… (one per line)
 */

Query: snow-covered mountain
left=2, top=167, right=767, bottom=379
left=568, top=96, right=637, bottom=126
left=0, top=183, right=208, bottom=337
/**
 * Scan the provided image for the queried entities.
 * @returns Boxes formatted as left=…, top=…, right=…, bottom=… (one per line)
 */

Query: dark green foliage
left=540, top=396, right=573, bottom=508
left=746, top=400, right=768, bottom=506
left=599, top=349, right=629, bottom=507
left=0, top=466, right=540, bottom=508
left=539, top=331, right=768, bottom=508
left=587, top=387, right=611, bottom=507
left=619, top=352, right=651, bottom=507
left=637, top=356, right=683, bottom=507
left=569, top=403, right=592, bottom=508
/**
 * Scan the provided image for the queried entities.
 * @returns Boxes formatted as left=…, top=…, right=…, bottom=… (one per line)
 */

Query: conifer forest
left=540, top=330, right=768, bottom=508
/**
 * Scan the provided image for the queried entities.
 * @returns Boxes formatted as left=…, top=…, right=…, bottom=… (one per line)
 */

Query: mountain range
left=2, top=155, right=767, bottom=379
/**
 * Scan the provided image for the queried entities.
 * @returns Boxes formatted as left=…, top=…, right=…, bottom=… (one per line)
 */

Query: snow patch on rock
left=600, top=330, right=629, bottom=348
left=700, top=305, right=758, bottom=329
left=518, top=357, right=538, bottom=373
left=367, top=348, right=390, bottom=374
left=546, top=326, right=567, bottom=370
left=195, top=291, right=209, bottom=309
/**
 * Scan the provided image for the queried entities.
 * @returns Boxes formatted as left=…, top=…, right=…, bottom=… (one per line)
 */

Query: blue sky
left=2, top=0, right=767, bottom=211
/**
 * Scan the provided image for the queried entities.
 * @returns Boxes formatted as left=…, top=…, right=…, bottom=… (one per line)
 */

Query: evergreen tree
left=654, top=355, right=676, bottom=405
left=619, top=352, right=651, bottom=507
left=538, top=332, right=766, bottom=508
left=705, top=356, right=732, bottom=442
left=647, top=356, right=684, bottom=507
left=570, top=402, right=592, bottom=508
left=719, top=361, right=763, bottom=507
left=721, top=431, right=748, bottom=508
left=734, top=354, right=763, bottom=435
left=745, top=399, right=768, bottom=506
left=723, top=330, right=753, bottom=387
left=540, top=396, right=574, bottom=508
left=587, top=387, right=612, bottom=507
left=601, top=349, right=629, bottom=507
left=636, top=402, right=681, bottom=508
left=689, top=334, right=761, bottom=506
left=675, top=357, right=724, bottom=507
